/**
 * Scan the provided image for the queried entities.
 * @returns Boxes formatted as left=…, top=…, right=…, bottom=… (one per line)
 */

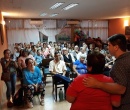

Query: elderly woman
left=73, top=54, right=87, bottom=76
left=1, top=49, right=18, bottom=107
left=22, top=58, right=45, bottom=108
left=66, top=52, right=120, bottom=110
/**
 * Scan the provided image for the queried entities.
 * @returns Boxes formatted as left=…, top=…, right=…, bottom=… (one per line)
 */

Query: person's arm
left=63, top=70, right=66, bottom=76
left=17, top=57, right=23, bottom=70
left=73, top=65, right=79, bottom=76
left=83, top=77, right=126, bottom=94
left=1, top=58, right=12, bottom=69
left=23, top=70, right=35, bottom=85
left=50, top=71, right=56, bottom=75
left=49, top=61, right=56, bottom=75
left=36, top=67, right=42, bottom=84
left=62, top=61, right=67, bottom=76
left=13, top=60, right=18, bottom=68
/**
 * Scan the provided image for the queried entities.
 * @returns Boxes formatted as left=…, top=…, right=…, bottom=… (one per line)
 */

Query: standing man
left=83, top=34, right=130, bottom=110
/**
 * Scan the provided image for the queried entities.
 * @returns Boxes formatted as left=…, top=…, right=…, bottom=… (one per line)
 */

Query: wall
left=108, top=18, right=130, bottom=39
left=0, top=11, right=8, bottom=108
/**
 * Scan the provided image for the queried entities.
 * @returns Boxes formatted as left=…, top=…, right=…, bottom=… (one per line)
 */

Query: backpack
left=13, top=87, right=24, bottom=106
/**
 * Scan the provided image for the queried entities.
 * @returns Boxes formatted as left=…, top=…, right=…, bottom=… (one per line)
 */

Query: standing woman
left=1, top=49, right=18, bottom=107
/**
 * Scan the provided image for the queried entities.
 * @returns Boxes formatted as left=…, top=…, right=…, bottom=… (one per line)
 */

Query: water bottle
left=59, top=87, right=64, bottom=101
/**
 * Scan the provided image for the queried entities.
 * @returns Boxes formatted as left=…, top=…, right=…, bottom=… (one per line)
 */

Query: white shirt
left=49, top=60, right=67, bottom=74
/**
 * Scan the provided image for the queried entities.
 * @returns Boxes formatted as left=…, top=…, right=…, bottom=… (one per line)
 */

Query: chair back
left=42, top=58, right=53, bottom=68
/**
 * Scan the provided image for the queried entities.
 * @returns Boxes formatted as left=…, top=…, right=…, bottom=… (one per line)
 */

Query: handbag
left=1, top=71, right=11, bottom=81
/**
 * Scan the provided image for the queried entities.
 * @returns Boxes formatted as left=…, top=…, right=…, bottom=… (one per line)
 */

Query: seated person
left=73, top=54, right=87, bottom=76
left=22, top=58, right=45, bottom=108
left=66, top=52, right=120, bottom=110
left=35, top=49, right=44, bottom=68
left=61, top=48, right=73, bottom=77
left=49, top=51, right=71, bottom=94
left=71, top=45, right=79, bottom=62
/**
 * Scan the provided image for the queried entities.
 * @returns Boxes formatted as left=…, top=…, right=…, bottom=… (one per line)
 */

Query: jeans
left=53, top=74, right=71, bottom=94
left=4, top=73, right=17, bottom=100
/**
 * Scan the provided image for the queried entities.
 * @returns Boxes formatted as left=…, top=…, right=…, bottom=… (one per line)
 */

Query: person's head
left=43, top=43, right=47, bottom=48
left=22, top=49, right=29, bottom=57
left=90, top=43, right=95, bottom=49
left=54, top=51, right=61, bottom=61
left=80, top=47, right=85, bottom=53
left=94, top=47, right=100, bottom=52
left=107, top=34, right=127, bottom=57
left=14, top=47, right=19, bottom=52
left=87, top=52, right=105, bottom=74
left=79, top=54, right=86, bottom=63
left=74, top=45, right=79, bottom=51
left=3, top=49, right=11, bottom=59
left=37, top=49, right=41, bottom=55
left=25, top=58, right=34, bottom=68
left=62, top=48, right=68, bottom=55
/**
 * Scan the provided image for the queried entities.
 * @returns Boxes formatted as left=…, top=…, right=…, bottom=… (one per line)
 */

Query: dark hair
left=87, top=52, right=105, bottom=74
left=49, top=41, right=52, bottom=44
left=3, top=49, right=11, bottom=55
left=22, top=49, right=29, bottom=56
left=37, top=49, right=41, bottom=53
left=108, top=34, right=127, bottom=51
left=25, top=58, right=33, bottom=66
left=54, top=51, right=60, bottom=56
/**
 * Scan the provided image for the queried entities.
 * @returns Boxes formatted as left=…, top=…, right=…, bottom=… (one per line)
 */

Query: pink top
left=18, top=54, right=35, bottom=68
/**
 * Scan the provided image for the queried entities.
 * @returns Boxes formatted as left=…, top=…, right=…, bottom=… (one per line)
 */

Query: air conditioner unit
left=67, top=21, right=80, bottom=25
left=30, top=19, right=43, bottom=25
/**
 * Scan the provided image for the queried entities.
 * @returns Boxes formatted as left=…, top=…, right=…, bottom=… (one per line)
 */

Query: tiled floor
left=1, top=77, right=71, bottom=110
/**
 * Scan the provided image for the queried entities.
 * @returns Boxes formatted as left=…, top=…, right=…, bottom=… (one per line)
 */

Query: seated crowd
left=0, top=38, right=116, bottom=108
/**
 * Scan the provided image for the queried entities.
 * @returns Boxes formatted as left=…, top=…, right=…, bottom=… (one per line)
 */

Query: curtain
left=5, top=19, right=108, bottom=52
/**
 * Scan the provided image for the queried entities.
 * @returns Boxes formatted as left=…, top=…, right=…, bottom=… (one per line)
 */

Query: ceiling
left=0, top=0, right=130, bottom=19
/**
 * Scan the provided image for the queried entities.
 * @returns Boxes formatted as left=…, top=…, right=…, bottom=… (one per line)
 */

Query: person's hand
left=83, top=77, right=100, bottom=88
left=9, top=59, right=14, bottom=62
left=77, top=73, right=80, bottom=76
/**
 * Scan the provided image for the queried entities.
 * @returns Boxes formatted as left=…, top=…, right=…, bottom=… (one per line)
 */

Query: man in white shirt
left=49, top=51, right=71, bottom=95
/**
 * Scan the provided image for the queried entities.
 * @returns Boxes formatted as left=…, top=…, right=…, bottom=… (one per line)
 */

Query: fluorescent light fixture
left=40, top=13, right=47, bottom=16
left=63, top=3, right=78, bottom=10
left=50, top=13, right=58, bottom=17
left=50, top=2, right=64, bottom=9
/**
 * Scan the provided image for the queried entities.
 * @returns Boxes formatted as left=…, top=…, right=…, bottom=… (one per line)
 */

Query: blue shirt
left=73, top=60, right=87, bottom=74
left=35, top=55, right=44, bottom=65
left=23, top=66, right=42, bottom=85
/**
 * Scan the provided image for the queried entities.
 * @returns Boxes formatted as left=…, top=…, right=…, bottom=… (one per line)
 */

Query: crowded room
left=0, top=0, right=130, bottom=110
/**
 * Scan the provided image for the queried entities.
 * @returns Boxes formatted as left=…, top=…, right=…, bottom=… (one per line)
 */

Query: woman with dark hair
left=22, top=58, right=45, bottom=108
left=66, top=52, right=120, bottom=110
left=0, top=49, right=18, bottom=107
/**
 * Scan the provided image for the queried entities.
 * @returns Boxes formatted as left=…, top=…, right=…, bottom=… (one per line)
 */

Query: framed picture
left=0, top=24, right=4, bottom=45
left=125, top=26, right=130, bottom=35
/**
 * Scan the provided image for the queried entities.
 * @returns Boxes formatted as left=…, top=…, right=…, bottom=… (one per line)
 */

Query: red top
left=66, top=74, right=120, bottom=110
left=74, top=34, right=80, bottom=42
